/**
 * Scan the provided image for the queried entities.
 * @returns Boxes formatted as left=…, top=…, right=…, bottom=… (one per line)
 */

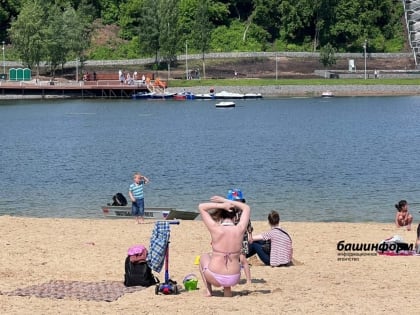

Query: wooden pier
left=0, top=80, right=150, bottom=99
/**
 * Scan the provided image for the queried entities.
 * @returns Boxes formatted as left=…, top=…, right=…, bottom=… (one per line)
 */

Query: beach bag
left=124, top=244, right=158, bottom=287
left=112, top=193, right=127, bottom=206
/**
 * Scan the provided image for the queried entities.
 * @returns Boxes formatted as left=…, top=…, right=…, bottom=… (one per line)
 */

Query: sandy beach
left=0, top=216, right=419, bottom=314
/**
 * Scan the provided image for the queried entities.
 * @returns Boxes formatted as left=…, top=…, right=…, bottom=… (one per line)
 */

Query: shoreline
left=167, top=84, right=420, bottom=97
left=1, top=216, right=418, bottom=314
left=1, top=84, right=420, bottom=100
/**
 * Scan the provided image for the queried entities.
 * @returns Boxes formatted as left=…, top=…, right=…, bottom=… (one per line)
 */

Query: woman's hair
left=395, top=200, right=408, bottom=211
left=210, top=208, right=237, bottom=221
left=220, top=208, right=237, bottom=220
left=268, top=210, right=280, bottom=226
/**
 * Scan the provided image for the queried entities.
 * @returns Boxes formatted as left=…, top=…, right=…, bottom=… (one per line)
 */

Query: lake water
left=1, top=96, right=420, bottom=222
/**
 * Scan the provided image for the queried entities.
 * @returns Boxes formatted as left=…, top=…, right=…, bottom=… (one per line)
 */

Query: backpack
left=112, top=193, right=127, bottom=206
left=124, top=257, right=158, bottom=287
left=124, top=245, right=158, bottom=287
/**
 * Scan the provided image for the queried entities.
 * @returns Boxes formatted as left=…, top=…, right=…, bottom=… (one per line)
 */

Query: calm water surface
left=1, top=96, right=420, bottom=222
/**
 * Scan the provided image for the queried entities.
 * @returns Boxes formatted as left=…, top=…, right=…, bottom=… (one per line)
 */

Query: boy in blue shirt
left=129, top=172, right=150, bottom=224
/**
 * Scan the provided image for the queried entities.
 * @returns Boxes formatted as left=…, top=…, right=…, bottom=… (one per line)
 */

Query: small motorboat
left=244, top=93, right=263, bottom=99
left=174, top=91, right=195, bottom=100
left=149, top=91, right=175, bottom=99
left=215, top=101, right=235, bottom=108
left=132, top=91, right=154, bottom=99
left=195, top=93, right=215, bottom=100
left=214, top=91, right=244, bottom=99
left=321, top=91, right=334, bottom=98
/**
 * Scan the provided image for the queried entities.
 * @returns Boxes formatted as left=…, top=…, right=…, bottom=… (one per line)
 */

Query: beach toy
left=183, top=274, right=198, bottom=291
left=194, top=255, right=200, bottom=265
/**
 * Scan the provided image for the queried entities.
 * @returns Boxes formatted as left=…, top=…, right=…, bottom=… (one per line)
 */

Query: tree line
left=0, top=0, right=406, bottom=75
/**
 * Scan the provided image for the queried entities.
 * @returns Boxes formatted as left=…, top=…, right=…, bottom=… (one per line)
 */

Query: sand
left=0, top=216, right=419, bottom=314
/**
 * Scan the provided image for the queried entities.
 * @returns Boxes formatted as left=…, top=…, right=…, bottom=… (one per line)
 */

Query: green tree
left=193, top=0, right=213, bottom=78
left=211, top=19, right=266, bottom=52
left=319, top=42, right=336, bottom=68
left=44, top=3, right=68, bottom=76
left=138, top=0, right=160, bottom=62
left=72, top=0, right=94, bottom=60
left=118, top=0, right=144, bottom=40
left=9, top=0, right=46, bottom=76
left=0, top=0, right=22, bottom=42
left=100, top=0, right=120, bottom=24
left=158, top=0, right=179, bottom=66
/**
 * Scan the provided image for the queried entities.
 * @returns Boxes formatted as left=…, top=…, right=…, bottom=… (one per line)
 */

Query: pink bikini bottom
left=203, top=267, right=241, bottom=287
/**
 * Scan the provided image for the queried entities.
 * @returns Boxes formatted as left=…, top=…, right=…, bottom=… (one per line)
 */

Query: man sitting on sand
left=247, top=210, right=293, bottom=267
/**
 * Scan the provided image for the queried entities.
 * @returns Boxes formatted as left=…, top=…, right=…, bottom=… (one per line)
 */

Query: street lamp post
left=2, top=41, right=5, bottom=76
left=76, top=58, right=79, bottom=82
left=185, top=41, right=188, bottom=80
left=363, top=40, right=367, bottom=80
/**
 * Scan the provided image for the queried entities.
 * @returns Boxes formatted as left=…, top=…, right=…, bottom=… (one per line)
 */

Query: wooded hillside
left=0, top=0, right=408, bottom=74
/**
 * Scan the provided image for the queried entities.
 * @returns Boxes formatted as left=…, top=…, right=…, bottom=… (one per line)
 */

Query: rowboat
left=101, top=205, right=199, bottom=220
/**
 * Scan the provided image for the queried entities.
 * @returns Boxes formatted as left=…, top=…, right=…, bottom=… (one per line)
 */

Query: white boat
left=244, top=93, right=263, bottom=99
left=195, top=93, right=215, bottom=100
left=149, top=91, right=175, bottom=99
left=321, top=91, right=334, bottom=98
left=195, top=91, right=263, bottom=100
left=215, top=101, right=235, bottom=108
left=101, top=205, right=199, bottom=220
left=214, top=91, right=245, bottom=99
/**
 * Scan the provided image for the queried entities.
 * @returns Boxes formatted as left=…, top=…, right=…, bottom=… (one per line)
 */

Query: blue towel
left=147, top=221, right=171, bottom=272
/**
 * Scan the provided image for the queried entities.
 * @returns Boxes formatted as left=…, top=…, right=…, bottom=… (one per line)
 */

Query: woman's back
left=209, top=225, right=244, bottom=274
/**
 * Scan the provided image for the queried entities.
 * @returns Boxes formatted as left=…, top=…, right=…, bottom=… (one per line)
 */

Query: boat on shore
left=132, top=91, right=154, bottom=99
left=101, top=205, right=199, bottom=220
left=244, top=93, right=263, bottom=99
left=132, top=91, right=175, bottom=99
left=149, top=91, right=176, bottom=99
left=321, top=91, right=334, bottom=98
left=214, top=91, right=245, bottom=99
left=195, top=91, right=263, bottom=100
left=215, top=101, right=235, bottom=108
left=174, top=91, right=195, bottom=100
left=195, top=93, right=215, bottom=100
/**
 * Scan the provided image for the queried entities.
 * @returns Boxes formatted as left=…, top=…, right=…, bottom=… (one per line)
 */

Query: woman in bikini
left=394, top=200, right=413, bottom=231
left=198, top=195, right=251, bottom=297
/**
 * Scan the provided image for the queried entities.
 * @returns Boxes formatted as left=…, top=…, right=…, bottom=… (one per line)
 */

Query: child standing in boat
left=129, top=172, right=150, bottom=224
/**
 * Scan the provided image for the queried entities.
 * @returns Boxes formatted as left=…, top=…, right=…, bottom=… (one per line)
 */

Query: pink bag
left=127, top=244, right=147, bottom=263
